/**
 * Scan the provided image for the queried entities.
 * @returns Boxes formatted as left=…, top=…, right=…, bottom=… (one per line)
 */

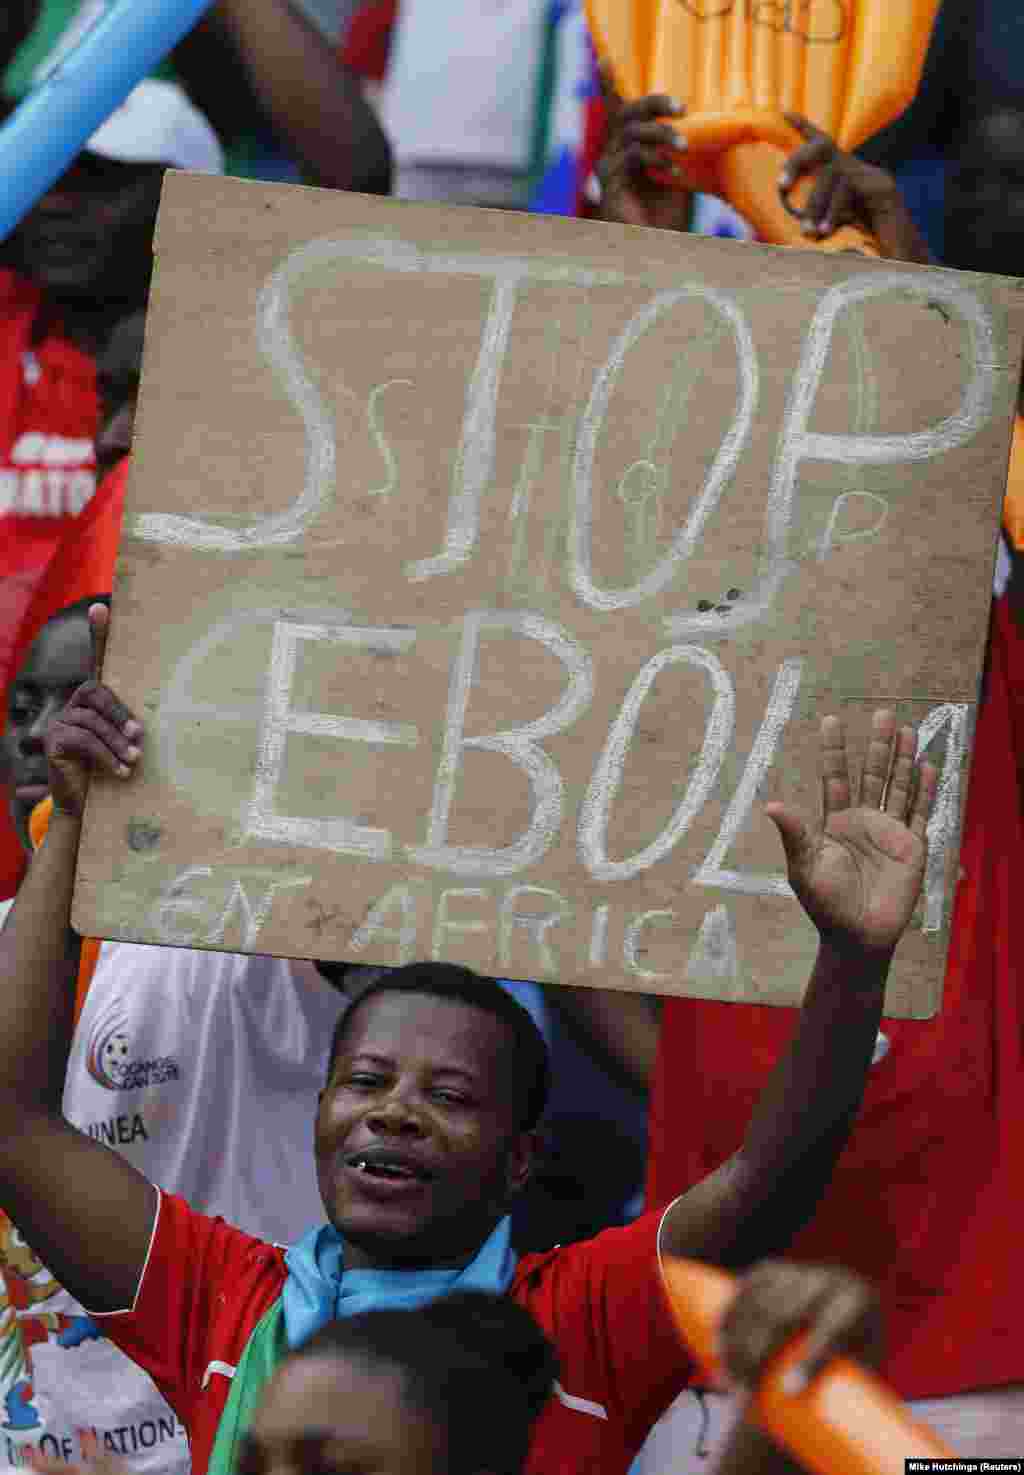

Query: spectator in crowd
left=238, top=1292, right=558, bottom=1475
left=93, top=310, right=145, bottom=485
left=577, top=95, right=1024, bottom=1470
left=178, top=0, right=390, bottom=191
left=4, top=79, right=221, bottom=361
left=4, top=0, right=388, bottom=192
left=25, top=1265, right=888, bottom=1475
left=0, top=79, right=223, bottom=892
left=0, top=598, right=348, bottom=1473
left=945, top=109, right=1024, bottom=285
left=0, top=602, right=937, bottom=1475
left=340, top=0, right=547, bottom=207
left=595, top=90, right=931, bottom=262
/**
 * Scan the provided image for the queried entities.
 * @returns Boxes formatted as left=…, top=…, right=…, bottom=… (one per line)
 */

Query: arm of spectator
left=212, top=0, right=391, bottom=193
left=711, top=1262, right=883, bottom=1475
left=546, top=986, right=659, bottom=1095
left=779, top=115, right=932, bottom=264
left=0, top=605, right=156, bottom=1314
left=659, top=710, right=937, bottom=1267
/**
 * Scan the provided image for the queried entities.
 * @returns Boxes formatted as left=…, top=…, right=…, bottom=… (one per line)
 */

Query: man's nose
left=365, top=1092, right=427, bottom=1134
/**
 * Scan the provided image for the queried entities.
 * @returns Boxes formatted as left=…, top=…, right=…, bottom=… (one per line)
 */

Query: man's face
left=2, top=613, right=92, bottom=850
left=95, top=311, right=146, bottom=478
left=316, top=992, right=535, bottom=1270
left=12, top=153, right=163, bottom=299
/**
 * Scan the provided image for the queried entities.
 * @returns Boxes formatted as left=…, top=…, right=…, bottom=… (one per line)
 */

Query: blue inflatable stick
left=0, top=0, right=215, bottom=242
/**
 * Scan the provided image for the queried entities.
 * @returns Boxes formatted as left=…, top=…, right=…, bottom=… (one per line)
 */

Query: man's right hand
left=44, top=604, right=143, bottom=822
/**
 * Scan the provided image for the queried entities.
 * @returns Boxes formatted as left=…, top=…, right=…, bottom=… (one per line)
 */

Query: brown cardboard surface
left=73, top=172, right=1024, bottom=1016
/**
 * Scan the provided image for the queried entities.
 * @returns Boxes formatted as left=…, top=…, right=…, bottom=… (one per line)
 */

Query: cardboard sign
left=73, top=172, right=1024, bottom=1015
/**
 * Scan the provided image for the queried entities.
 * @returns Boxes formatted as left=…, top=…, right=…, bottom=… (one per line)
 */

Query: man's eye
left=348, top=1074, right=384, bottom=1089
left=433, top=1090, right=469, bottom=1106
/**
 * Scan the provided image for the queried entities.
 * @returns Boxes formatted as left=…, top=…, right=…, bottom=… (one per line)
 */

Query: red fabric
left=0, top=453, right=126, bottom=901
left=647, top=595, right=1024, bottom=1400
left=340, top=0, right=398, bottom=81
left=0, top=269, right=100, bottom=898
left=97, top=1191, right=692, bottom=1475
left=578, top=93, right=610, bottom=218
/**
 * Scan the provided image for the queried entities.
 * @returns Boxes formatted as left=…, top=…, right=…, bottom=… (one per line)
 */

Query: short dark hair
left=327, top=962, right=550, bottom=1132
left=296, top=1292, right=558, bottom=1475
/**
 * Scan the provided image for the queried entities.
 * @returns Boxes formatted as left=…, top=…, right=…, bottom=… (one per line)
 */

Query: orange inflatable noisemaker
left=585, top=0, right=942, bottom=255
left=660, top=1256, right=956, bottom=1475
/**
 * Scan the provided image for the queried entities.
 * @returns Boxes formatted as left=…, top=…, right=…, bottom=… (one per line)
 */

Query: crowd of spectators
left=1, top=3, right=1022, bottom=1474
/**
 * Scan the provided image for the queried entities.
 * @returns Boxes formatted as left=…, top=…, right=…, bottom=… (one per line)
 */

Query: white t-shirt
left=381, top=0, right=547, bottom=201
left=0, top=919, right=345, bottom=1474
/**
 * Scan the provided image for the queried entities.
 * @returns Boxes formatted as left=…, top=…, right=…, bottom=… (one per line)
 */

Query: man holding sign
left=0, top=604, right=938, bottom=1475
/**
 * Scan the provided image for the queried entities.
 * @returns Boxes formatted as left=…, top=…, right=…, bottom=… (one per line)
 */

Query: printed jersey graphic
left=0, top=1213, right=99, bottom=1433
left=85, top=998, right=180, bottom=1092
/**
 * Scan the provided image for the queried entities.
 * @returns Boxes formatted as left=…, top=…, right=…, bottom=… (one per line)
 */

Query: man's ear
left=505, top=1129, right=540, bottom=1196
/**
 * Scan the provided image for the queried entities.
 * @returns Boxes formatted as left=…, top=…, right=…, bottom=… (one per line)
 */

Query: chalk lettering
left=408, top=610, right=593, bottom=877
left=349, top=882, right=421, bottom=965
left=366, top=379, right=413, bottom=497
left=135, top=235, right=623, bottom=556
left=664, top=273, right=997, bottom=640
left=498, top=886, right=571, bottom=977
left=246, top=616, right=419, bottom=858
left=694, top=659, right=802, bottom=896
left=915, top=703, right=971, bottom=933
left=685, top=904, right=742, bottom=992
left=623, top=909, right=677, bottom=982
left=432, top=888, right=491, bottom=959
left=151, top=866, right=312, bottom=947
left=579, top=645, right=734, bottom=882
left=571, top=286, right=757, bottom=611
left=589, top=903, right=610, bottom=966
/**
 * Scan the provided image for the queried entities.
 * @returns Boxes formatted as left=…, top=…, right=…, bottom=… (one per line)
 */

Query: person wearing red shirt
left=0, top=599, right=939, bottom=1475
left=587, top=94, right=1024, bottom=1468
left=0, top=83, right=221, bottom=899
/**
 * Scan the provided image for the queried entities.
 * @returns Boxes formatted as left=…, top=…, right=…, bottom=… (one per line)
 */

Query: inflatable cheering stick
left=585, top=0, right=942, bottom=255
left=660, top=1256, right=956, bottom=1475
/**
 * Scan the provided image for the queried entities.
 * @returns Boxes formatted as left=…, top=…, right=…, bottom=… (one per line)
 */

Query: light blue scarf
left=281, top=1215, right=518, bottom=1348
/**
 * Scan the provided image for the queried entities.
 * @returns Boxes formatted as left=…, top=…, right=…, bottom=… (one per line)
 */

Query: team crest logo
left=84, top=1002, right=180, bottom=1092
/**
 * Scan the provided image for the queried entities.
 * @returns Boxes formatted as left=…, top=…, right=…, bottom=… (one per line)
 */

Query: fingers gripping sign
left=764, top=710, right=938, bottom=959
left=44, top=605, right=144, bottom=823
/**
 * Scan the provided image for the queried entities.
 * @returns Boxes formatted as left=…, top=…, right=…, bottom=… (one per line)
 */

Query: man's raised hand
left=765, top=711, right=937, bottom=959
left=43, top=603, right=143, bottom=822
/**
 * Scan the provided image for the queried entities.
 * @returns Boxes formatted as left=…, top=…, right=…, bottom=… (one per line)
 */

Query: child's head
left=240, top=1292, right=558, bottom=1475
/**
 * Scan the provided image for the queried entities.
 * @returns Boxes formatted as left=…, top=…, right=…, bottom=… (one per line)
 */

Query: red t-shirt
left=647, top=595, right=1024, bottom=1401
left=96, top=1190, right=692, bottom=1475
left=0, top=268, right=100, bottom=897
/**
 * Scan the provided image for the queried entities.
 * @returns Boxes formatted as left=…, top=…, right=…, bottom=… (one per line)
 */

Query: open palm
left=766, top=712, right=938, bottom=957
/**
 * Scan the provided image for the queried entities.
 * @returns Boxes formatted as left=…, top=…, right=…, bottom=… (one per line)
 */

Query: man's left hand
left=765, top=710, right=938, bottom=959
